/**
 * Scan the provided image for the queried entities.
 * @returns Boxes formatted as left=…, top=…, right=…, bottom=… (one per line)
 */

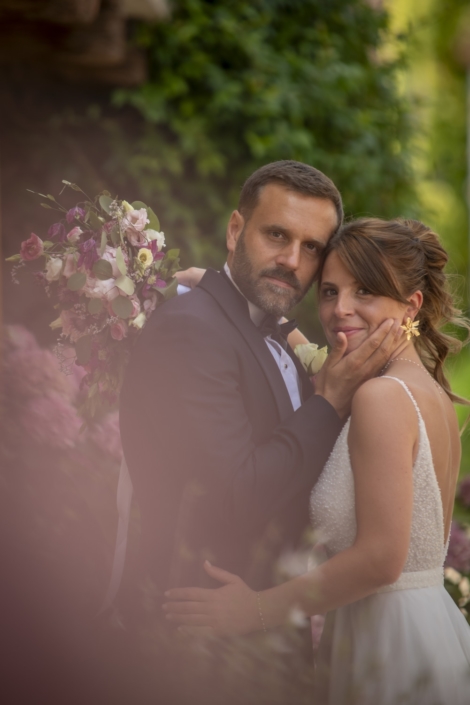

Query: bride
left=165, top=217, right=470, bottom=704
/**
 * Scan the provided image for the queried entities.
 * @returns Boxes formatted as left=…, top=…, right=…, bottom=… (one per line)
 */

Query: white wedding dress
left=310, top=377, right=470, bottom=705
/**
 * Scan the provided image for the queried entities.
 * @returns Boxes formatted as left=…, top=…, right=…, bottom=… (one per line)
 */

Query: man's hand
left=175, top=267, right=206, bottom=289
left=314, top=319, right=405, bottom=419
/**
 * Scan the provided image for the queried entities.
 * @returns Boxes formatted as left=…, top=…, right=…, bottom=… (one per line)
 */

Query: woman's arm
left=163, top=378, right=417, bottom=635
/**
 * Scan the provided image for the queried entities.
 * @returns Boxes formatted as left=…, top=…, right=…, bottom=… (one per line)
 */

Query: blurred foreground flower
left=445, top=521, right=470, bottom=574
left=457, top=475, right=470, bottom=508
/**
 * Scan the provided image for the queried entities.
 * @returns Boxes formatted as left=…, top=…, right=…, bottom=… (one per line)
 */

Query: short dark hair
left=238, top=160, right=343, bottom=228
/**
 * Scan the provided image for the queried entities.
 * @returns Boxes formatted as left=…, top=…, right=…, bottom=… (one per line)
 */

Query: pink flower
left=110, top=320, right=128, bottom=341
left=458, top=476, right=470, bottom=508
left=67, top=226, right=83, bottom=244
left=22, top=393, right=81, bottom=449
left=5, top=346, right=75, bottom=401
left=129, top=296, right=141, bottom=318
left=445, top=522, right=470, bottom=574
left=87, top=411, right=123, bottom=462
left=20, top=233, right=44, bottom=261
left=83, top=274, right=116, bottom=300
left=60, top=309, right=87, bottom=343
left=126, top=229, right=148, bottom=248
left=143, top=292, right=158, bottom=314
left=4, top=324, right=39, bottom=353
left=123, top=208, right=149, bottom=233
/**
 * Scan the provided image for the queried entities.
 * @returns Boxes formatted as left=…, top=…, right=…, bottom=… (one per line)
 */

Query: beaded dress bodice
left=310, top=377, right=447, bottom=592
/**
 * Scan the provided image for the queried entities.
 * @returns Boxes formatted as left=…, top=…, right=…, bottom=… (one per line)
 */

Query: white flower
left=45, top=257, right=64, bottom=281
left=145, top=229, right=165, bottom=251
left=444, top=567, right=462, bottom=585
left=130, top=312, right=146, bottom=329
left=294, top=343, right=328, bottom=376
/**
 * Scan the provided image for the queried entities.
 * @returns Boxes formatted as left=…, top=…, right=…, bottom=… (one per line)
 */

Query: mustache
left=259, top=266, right=302, bottom=291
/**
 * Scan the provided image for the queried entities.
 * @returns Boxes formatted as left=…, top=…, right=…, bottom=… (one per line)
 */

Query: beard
left=230, top=230, right=312, bottom=318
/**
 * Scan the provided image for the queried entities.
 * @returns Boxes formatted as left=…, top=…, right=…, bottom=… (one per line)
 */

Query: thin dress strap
left=380, top=375, right=423, bottom=423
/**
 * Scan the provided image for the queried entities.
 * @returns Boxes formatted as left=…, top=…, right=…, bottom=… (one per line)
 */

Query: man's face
left=227, top=183, right=338, bottom=317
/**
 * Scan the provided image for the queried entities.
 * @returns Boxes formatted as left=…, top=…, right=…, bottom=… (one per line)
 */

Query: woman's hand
left=162, top=561, right=260, bottom=637
left=174, top=267, right=206, bottom=289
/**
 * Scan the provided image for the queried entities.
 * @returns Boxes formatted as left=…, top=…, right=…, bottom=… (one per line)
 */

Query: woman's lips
left=333, top=327, right=364, bottom=338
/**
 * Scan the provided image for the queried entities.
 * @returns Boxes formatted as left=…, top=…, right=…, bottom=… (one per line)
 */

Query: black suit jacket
left=120, top=269, right=342, bottom=595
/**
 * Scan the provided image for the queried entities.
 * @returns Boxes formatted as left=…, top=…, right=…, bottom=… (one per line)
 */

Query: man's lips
left=262, top=275, right=296, bottom=290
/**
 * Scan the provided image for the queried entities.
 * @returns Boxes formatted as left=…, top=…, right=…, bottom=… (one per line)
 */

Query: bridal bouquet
left=7, top=182, right=180, bottom=424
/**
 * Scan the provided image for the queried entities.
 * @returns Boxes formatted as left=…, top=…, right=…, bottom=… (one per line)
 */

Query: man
left=120, top=160, right=400, bottom=603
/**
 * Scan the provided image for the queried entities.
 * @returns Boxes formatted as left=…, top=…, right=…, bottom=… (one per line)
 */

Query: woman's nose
left=334, top=292, right=354, bottom=317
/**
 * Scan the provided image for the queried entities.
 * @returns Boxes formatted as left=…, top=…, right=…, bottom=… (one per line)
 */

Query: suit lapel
left=198, top=269, right=294, bottom=420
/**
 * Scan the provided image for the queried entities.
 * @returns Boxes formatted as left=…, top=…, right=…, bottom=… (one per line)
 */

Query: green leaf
left=146, top=207, right=160, bottom=232
left=43, top=241, right=54, bottom=250
left=40, top=203, right=54, bottom=209
left=112, top=295, right=133, bottom=319
left=116, top=246, right=127, bottom=276
left=162, top=277, right=178, bottom=301
left=99, top=195, right=113, bottom=215
left=92, top=259, right=113, bottom=280
left=115, top=274, right=135, bottom=295
left=87, top=210, right=103, bottom=230
left=110, top=226, right=120, bottom=246
left=131, top=200, right=147, bottom=210
left=5, top=254, right=21, bottom=262
left=46, top=194, right=57, bottom=202
left=67, top=271, right=87, bottom=291
left=88, top=298, right=103, bottom=315
left=99, top=230, right=107, bottom=256
left=75, top=335, right=92, bottom=365
left=166, top=248, right=179, bottom=260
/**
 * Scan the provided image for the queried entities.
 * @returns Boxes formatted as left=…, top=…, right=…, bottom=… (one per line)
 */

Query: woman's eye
left=357, top=287, right=371, bottom=296
left=321, top=288, right=337, bottom=297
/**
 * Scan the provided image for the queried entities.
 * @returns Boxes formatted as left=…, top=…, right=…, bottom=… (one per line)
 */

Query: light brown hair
left=238, top=160, right=343, bottom=229
left=320, top=217, right=470, bottom=404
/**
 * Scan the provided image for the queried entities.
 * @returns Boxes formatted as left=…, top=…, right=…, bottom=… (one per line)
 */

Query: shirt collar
left=224, top=263, right=266, bottom=327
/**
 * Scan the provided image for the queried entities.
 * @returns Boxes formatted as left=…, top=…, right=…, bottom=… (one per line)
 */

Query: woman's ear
left=404, top=290, right=423, bottom=322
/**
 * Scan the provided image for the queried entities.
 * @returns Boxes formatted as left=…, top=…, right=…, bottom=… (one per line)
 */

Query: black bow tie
left=259, top=315, right=297, bottom=349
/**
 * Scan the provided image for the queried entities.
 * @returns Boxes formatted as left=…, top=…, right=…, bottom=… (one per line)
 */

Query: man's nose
left=275, top=242, right=301, bottom=270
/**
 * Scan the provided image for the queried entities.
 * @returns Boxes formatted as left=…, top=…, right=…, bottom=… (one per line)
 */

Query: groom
left=120, top=161, right=400, bottom=602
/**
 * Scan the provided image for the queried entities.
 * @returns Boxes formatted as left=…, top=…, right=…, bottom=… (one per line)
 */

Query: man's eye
left=270, top=231, right=284, bottom=238
left=305, top=243, right=317, bottom=252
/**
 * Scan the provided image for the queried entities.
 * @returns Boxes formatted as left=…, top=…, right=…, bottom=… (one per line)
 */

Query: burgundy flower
left=20, top=233, right=44, bottom=261
left=66, top=206, right=86, bottom=224
left=445, top=521, right=470, bottom=574
left=457, top=476, right=470, bottom=508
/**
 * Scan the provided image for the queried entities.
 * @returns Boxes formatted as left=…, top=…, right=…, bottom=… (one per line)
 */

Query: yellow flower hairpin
left=400, top=317, right=420, bottom=341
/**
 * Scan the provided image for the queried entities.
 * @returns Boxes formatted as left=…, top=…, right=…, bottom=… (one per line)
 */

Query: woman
left=167, top=218, right=470, bottom=703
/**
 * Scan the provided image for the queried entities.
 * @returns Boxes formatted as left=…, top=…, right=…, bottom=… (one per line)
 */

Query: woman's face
left=319, top=251, right=407, bottom=354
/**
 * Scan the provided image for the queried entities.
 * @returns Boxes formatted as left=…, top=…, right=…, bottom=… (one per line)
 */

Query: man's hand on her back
left=314, top=319, right=404, bottom=419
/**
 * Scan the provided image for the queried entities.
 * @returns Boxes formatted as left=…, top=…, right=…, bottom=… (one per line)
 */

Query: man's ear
left=404, top=290, right=423, bottom=322
left=226, top=210, right=245, bottom=254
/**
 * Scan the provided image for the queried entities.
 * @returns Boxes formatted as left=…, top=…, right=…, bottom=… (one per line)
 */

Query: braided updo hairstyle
left=319, top=217, right=470, bottom=404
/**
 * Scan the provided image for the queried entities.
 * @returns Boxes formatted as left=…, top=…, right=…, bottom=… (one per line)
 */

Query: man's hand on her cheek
left=315, top=319, right=403, bottom=419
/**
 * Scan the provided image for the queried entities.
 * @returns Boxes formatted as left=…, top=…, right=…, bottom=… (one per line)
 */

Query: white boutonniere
left=294, top=343, right=328, bottom=376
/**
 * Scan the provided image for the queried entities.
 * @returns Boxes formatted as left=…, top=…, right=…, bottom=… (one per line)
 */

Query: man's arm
left=120, top=307, right=342, bottom=537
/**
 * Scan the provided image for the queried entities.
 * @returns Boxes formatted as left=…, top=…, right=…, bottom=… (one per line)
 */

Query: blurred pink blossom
left=20, top=233, right=44, bottom=261
left=87, top=411, right=123, bottom=462
left=457, top=476, right=470, bottom=508
left=6, top=347, right=75, bottom=401
left=22, top=393, right=82, bottom=449
left=445, top=522, right=470, bottom=574
left=67, top=226, right=83, bottom=244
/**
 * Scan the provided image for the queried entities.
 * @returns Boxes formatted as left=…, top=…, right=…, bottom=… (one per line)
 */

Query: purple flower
left=457, top=476, right=470, bottom=508
left=77, top=237, right=99, bottom=271
left=48, top=222, right=66, bottom=240
left=445, top=521, right=470, bottom=574
left=66, top=206, right=86, bottom=224
left=155, top=278, right=167, bottom=288
left=21, top=393, right=81, bottom=449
